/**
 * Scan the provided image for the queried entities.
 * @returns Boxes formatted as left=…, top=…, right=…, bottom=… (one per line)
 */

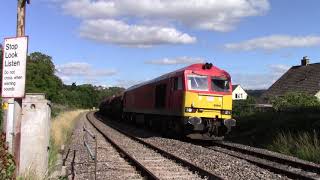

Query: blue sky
left=1, top=0, right=320, bottom=89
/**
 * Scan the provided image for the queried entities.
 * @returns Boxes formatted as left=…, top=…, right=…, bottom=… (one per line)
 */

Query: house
left=261, top=56, right=320, bottom=102
left=232, top=84, right=248, bottom=100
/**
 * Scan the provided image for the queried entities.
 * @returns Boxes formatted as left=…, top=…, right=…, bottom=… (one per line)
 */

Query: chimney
left=301, top=56, right=310, bottom=66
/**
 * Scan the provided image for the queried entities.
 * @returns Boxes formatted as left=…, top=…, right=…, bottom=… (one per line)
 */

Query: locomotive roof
left=125, top=63, right=229, bottom=92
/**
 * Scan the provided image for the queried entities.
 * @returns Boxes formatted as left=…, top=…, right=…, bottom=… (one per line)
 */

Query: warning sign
left=1, top=36, right=28, bottom=98
left=2, top=102, right=8, bottom=110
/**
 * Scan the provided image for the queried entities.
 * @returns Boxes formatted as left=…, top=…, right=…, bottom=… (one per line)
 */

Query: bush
left=0, top=133, right=15, bottom=180
left=232, top=96, right=256, bottom=118
left=271, top=92, right=320, bottom=112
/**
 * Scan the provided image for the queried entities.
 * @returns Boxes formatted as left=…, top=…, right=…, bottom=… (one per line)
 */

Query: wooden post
left=14, top=0, right=29, bottom=175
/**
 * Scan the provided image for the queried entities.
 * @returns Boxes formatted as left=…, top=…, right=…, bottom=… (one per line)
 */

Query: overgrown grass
left=17, top=168, right=38, bottom=180
left=51, top=103, right=74, bottom=118
left=48, top=110, right=87, bottom=175
left=269, top=131, right=320, bottom=163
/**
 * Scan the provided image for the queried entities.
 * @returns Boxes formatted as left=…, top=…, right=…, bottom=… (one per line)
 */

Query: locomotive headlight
left=185, top=107, right=197, bottom=113
left=221, top=110, right=232, bottom=115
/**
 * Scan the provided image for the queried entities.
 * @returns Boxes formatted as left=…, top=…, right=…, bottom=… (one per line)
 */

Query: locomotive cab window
left=173, top=77, right=183, bottom=90
left=211, top=77, right=230, bottom=92
left=187, top=74, right=208, bottom=91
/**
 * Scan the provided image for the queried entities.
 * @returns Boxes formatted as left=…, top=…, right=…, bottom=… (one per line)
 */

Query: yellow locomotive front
left=182, top=64, right=235, bottom=138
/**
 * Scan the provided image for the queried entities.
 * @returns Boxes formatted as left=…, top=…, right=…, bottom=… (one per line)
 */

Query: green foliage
left=232, top=96, right=256, bottom=118
left=26, top=52, right=64, bottom=102
left=271, top=92, right=320, bottom=112
left=0, top=133, right=15, bottom=180
left=269, top=131, right=320, bottom=163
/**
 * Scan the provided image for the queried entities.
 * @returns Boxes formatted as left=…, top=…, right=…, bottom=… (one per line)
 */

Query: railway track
left=86, top=112, right=224, bottom=180
left=204, top=141, right=320, bottom=180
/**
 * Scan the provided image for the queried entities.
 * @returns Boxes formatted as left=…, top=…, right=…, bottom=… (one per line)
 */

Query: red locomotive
left=100, top=63, right=236, bottom=139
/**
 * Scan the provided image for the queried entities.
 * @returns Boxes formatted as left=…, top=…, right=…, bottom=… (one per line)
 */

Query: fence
left=83, top=126, right=97, bottom=180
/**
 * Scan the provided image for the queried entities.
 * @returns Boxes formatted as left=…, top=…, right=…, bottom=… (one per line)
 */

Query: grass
left=17, top=167, right=38, bottom=180
left=269, top=131, right=320, bottom=163
left=48, top=109, right=87, bottom=176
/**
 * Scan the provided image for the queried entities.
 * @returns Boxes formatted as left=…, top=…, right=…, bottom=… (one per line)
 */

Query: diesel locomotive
left=100, top=63, right=236, bottom=139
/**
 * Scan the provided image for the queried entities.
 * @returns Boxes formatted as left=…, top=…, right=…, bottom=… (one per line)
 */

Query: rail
left=204, top=141, right=320, bottom=180
left=87, top=112, right=224, bottom=180
left=83, top=126, right=97, bottom=180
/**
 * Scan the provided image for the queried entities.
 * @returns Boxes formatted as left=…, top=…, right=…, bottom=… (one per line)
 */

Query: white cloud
left=56, top=62, right=117, bottom=76
left=114, top=79, right=145, bottom=88
left=232, top=64, right=290, bottom=89
left=269, top=64, right=290, bottom=75
left=145, top=56, right=205, bottom=65
left=224, top=35, right=320, bottom=51
left=63, top=0, right=269, bottom=32
left=79, top=19, right=196, bottom=47
left=56, top=62, right=117, bottom=84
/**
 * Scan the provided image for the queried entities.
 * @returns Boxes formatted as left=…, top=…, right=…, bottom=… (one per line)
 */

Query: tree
left=26, top=52, right=63, bottom=102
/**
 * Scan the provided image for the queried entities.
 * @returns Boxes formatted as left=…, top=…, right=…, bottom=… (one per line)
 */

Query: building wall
left=232, top=86, right=248, bottom=100
left=316, top=91, right=320, bottom=100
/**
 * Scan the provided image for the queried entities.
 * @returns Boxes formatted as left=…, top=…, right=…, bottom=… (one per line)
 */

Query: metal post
left=5, top=99, right=14, bottom=153
left=94, top=136, right=97, bottom=180
left=83, top=126, right=97, bottom=180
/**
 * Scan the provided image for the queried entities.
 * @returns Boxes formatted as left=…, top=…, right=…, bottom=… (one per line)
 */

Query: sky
left=1, top=0, right=320, bottom=89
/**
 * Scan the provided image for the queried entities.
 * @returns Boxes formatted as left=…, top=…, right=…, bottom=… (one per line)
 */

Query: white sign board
left=2, top=36, right=28, bottom=98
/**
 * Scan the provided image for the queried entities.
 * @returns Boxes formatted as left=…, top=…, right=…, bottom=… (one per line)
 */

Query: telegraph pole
left=13, top=0, right=30, bottom=174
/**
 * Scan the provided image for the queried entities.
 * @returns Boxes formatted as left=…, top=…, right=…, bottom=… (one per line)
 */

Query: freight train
left=99, top=63, right=236, bottom=139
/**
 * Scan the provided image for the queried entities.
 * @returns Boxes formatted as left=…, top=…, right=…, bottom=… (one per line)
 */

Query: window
left=173, top=77, right=183, bottom=90
left=211, top=77, right=230, bottom=92
left=187, top=75, right=208, bottom=91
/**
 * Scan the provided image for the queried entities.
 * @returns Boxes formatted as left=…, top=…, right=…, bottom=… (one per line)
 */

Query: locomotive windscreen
left=211, top=77, right=230, bottom=92
left=187, top=75, right=208, bottom=91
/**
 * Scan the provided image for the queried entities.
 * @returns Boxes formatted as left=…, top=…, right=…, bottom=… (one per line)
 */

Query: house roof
left=261, top=62, right=320, bottom=100
left=232, top=85, right=239, bottom=91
